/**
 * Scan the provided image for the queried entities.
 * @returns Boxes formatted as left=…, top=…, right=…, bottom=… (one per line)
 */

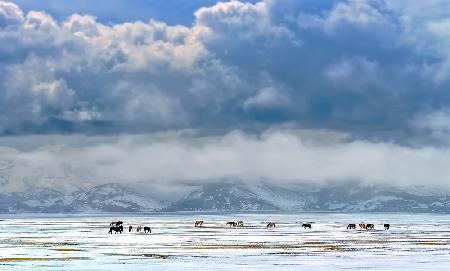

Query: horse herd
left=108, top=221, right=151, bottom=234
left=346, top=223, right=389, bottom=230
left=108, top=220, right=390, bottom=234
left=197, top=220, right=388, bottom=230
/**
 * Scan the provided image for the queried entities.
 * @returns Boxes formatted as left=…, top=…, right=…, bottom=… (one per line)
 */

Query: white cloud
left=414, top=109, right=450, bottom=133
left=410, top=109, right=450, bottom=145
left=0, top=0, right=449, bottom=142
left=298, top=0, right=388, bottom=32
left=0, top=1, right=23, bottom=27
left=243, top=86, right=289, bottom=110
left=384, top=0, right=450, bottom=81
left=195, top=1, right=269, bottom=36
left=24, top=10, right=57, bottom=30
left=325, top=0, right=387, bottom=31
left=1, top=129, right=450, bottom=193
left=324, top=56, right=381, bottom=92
left=61, top=109, right=101, bottom=122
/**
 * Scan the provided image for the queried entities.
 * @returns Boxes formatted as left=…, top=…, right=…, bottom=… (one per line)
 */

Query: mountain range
left=1, top=181, right=450, bottom=213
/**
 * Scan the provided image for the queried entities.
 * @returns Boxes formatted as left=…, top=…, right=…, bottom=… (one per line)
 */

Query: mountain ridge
left=1, top=181, right=449, bottom=213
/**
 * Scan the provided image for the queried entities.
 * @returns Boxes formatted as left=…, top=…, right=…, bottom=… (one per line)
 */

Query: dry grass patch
left=190, top=243, right=311, bottom=250
left=414, top=240, right=446, bottom=246
left=191, top=244, right=269, bottom=249
left=143, top=254, right=170, bottom=259
left=302, top=242, right=350, bottom=251
left=52, top=248, right=84, bottom=252
left=12, top=240, right=80, bottom=247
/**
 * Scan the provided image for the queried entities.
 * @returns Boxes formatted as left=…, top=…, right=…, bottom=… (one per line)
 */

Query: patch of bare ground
left=52, top=248, right=85, bottom=252
left=188, top=242, right=351, bottom=251
left=414, top=240, right=446, bottom=246
left=143, top=254, right=170, bottom=259
left=10, top=240, right=80, bottom=247
left=302, top=242, right=351, bottom=251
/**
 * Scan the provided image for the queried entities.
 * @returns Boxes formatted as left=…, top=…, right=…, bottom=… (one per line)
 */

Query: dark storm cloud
left=0, top=0, right=450, bottom=139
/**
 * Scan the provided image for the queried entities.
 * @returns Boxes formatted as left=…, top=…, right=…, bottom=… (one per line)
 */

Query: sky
left=1, top=0, right=450, bottom=192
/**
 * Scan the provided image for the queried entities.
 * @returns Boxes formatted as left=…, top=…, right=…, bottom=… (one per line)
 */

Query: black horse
left=226, top=221, right=237, bottom=227
left=108, top=225, right=123, bottom=234
left=144, top=226, right=151, bottom=233
left=366, top=224, right=375, bottom=230
left=384, top=224, right=390, bottom=230
left=129, top=225, right=133, bottom=232
left=347, top=224, right=356, bottom=229
left=302, top=223, right=312, bottom=229
left=110, top=221, right=123, bottom=227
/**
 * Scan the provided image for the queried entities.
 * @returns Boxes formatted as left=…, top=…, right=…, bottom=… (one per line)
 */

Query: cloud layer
left=2, top=1, right=450, bottom=191
left=1, top=129, right=450, bottom=193
left=0, top=0, right=450, bottom=138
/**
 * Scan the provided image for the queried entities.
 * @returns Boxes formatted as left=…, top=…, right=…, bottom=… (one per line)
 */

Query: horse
left=359, top=223, right=366, bottom=230
left=195, top=220, right=204, bottom=227
left=366, top=224, right=374, bottom=230
left=236, top=221, right=244, bottom=227
left=384, top=224, right=390, bottom=230
left=347, top=224, right=356, bottom=229
left=129, top=225, right=133, bottom=232
left=267, top=222, right=276, bottom=228
left=136, top=225, right=142, bottom=232
left=144, top=226, right=151, bottom=234
left=226, top=221, right=237, bottom=227
left=302, top=223, right=312, bottom=229
left=110, top=221, right=123, bottom=227
left=108, top=225, right=123, bottom=234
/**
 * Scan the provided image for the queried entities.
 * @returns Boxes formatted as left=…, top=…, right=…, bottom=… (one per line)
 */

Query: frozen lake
left=1, top=213, right=450, bottom=270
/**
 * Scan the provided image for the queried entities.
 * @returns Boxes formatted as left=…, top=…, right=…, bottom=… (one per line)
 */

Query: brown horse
left=136, top=225, right=142, bottom=232
left=359, top=223, right=366, bottom=230
left=267, top=222, right=276, bottom=228
left=195, top=220, right=204, bottom=227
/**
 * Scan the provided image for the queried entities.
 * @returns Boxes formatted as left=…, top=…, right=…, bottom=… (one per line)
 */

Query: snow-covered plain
left=0, top=213, right=449, bottom=270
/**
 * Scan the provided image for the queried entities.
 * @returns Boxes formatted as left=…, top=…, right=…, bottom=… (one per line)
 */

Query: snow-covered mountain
left=10, top=188, right=71, bottom=213
left=166, top=181, right=450, bottom=213
left=2, top=184, right=165, bottom=213
left=1, top=181, right=450, bottom=213
left=166, top=182, right=279, bottom=211
left=310, top=183, right=450, bottom=213
left=71, top=183, right=165, bottom=212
